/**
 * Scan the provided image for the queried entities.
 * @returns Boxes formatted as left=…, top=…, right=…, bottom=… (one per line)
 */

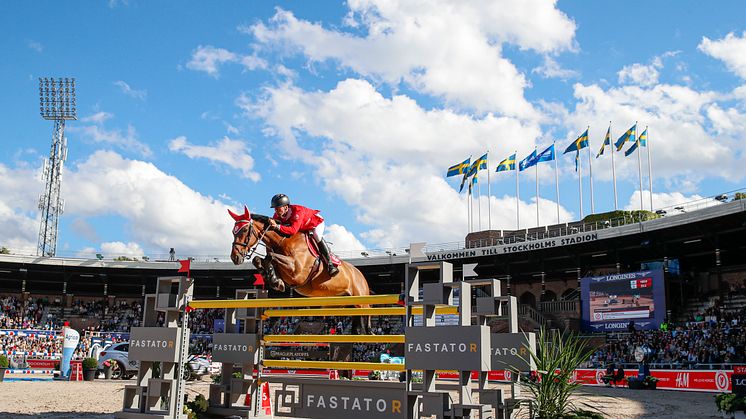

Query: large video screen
left=581, top=269, right=665, bottom=332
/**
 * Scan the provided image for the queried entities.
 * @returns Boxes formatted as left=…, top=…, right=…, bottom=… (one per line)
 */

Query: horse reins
left=232, top=219, right=270, bottom=260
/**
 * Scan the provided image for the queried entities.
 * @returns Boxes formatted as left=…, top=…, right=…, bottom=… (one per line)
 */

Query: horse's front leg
left=252, top=255, right=285, bottom=292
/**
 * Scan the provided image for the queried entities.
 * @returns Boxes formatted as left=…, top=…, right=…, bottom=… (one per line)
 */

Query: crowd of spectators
left=0, top=295, right=57, bottom=329
left=589, top=304, right=746, bottom=369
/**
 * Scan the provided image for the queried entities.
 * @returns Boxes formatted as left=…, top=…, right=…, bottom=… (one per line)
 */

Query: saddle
left=304, top=233, right=342, bottom=266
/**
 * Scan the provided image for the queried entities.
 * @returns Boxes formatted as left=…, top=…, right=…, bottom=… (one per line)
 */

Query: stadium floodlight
left=39, top=77, right=77, bottom=120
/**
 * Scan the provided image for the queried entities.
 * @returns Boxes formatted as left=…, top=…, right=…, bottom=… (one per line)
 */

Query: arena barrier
left=117, top=261, right=538, bottom=419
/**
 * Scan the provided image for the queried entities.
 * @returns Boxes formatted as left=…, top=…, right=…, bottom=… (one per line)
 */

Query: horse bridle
left=232, top=219, right=270, bottom=260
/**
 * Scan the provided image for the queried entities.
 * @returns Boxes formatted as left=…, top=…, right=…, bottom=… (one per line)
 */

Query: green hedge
left=582, top=210, right=659, bottom=224
left=0, top=354, right=8, bottom=368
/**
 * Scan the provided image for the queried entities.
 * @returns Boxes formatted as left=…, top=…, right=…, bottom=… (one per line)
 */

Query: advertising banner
left=211, top=333, right=257, bottom=364
left=573, top=369, right=732, bottom=392
left=60, top=327, right=79, bottom=378
left=128, top=327, right=179, bottom=362
left=490, top=333, right=536, bottom=372
left=581, top=269, right=665, bottom=331
left=405, top=326, right=491, bottom=371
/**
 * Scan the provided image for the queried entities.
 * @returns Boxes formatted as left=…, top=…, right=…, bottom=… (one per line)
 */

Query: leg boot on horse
left=253, top=256, right=285, bottom=292
left=316, top=238, right=339, bottom=276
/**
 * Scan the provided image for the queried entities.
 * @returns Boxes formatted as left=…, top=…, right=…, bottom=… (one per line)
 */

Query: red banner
left=573, top=369, right=732, bottom=392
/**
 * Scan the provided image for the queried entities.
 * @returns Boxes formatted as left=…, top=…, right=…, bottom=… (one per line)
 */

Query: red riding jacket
left=273, top=204, right=324, bottom=236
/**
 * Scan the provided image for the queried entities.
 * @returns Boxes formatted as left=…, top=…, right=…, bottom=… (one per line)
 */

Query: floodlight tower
left=37, top=77, right=76, bottom=257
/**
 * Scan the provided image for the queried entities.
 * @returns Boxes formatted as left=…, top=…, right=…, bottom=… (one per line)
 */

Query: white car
left=97, top=342, right=211, bottom=380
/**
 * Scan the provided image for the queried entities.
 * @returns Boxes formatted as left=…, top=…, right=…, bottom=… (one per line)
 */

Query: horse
left=228, top=206, right=372, bottom=335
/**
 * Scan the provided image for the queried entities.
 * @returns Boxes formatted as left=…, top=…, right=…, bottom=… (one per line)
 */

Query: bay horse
left=228, top=206, right=372, bottom=334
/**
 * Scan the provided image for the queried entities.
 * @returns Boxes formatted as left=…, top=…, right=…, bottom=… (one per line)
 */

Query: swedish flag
left=596, top=126, right=611, bottom=158
left=496, top=153, right=516, bottom=172
left=615, top=123, right=636, bottom=151
left=474, top=152, right=488, bottom=171
left=446, top=157, right=470, bottom=177
left=564, top=129, right=589, bottom=154
left=624, top=128, right=647, bottom=157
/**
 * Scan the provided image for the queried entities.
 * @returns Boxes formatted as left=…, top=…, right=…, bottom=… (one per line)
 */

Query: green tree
left=0, top=247, right=10, bottom=254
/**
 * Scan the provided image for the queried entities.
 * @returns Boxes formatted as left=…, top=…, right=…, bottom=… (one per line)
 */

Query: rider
left=267, top=194, right=339, bottom=276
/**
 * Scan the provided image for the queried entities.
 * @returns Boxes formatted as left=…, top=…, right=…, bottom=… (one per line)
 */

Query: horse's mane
left=250, top=213, right=271, bottom=224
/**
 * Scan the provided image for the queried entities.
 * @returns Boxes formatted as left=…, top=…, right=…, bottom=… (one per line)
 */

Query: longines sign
left=405, top=325, right=490, bottom=371
left=128, top=327, right=179, bottom=362
left=212, top=333, right=258, bottom=364
left=425, top=232, right=599, bottom=261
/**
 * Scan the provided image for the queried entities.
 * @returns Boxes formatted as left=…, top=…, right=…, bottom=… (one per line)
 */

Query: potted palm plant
left=82, top=357, right=99, bottom=381
left=0, top=354, right=9, bottom=382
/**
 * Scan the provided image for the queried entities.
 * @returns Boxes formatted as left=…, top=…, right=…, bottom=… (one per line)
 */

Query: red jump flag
left=253, top=273, right=265, bottom=288
left=177, top=259, right=191, bottom=277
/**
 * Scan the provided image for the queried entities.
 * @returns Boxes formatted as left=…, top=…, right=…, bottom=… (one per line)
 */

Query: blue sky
left=1, top=0, right=745, bottom=260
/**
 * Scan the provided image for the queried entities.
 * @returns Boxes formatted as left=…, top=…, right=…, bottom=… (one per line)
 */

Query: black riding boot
left=316, top=239, right=339, bottom=276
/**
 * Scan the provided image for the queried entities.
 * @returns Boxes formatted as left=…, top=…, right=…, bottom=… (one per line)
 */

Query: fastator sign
left=128, top=327, right=179, bottom=362
left=405, top=325, right=491, bottom=371
left=212, top=333, right=258, bottom=364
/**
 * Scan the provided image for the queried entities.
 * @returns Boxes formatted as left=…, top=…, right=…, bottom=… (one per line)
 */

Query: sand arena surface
left=0, top=379, right=722, bottom=418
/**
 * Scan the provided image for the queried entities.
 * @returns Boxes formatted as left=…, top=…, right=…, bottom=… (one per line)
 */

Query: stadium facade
left=1, top=198, right=745, bottom=331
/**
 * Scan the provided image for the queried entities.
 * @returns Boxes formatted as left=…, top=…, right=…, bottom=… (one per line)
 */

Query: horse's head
left=228, top=206, right=259, bottom=265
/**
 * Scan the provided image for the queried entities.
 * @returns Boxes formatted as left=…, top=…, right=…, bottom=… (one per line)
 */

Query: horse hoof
left=274, top=282, right=286, bottom=292
left=252, top=256, right=263, bottom=269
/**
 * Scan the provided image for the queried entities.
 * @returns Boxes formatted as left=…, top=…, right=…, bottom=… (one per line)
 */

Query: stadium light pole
left=37, top=77, right=77, bottom=257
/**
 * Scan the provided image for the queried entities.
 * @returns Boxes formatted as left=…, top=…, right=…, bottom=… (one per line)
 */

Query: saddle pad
left=304, top=234, right=342, bottom=266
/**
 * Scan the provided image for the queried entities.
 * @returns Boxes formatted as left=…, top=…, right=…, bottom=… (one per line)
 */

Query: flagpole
left=587, top=126, right=595, bottom=215
left=469, top=183, right=473, bottom=232
left=487, top=151, right=492, bottom=230
left=554, top=142, right=560, bottom=224
left=610, top=122, right=618, bottom=210
left=578, top=151, right=584, bottom=219
left=477, top=174, right=482, bottom=231
left=636, top=122, right=643, bottom=211
left=515, top=151, right=520, bottom=230
left=535, top=147, right=540, bottom=227
left=646, top=127, right=653, bottom=210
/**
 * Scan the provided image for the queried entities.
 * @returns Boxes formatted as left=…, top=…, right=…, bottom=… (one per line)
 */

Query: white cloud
left=168, top=136, right=260, bottom=181
left=249, top=1, right=577, bottom=117
left=82, top=111, right=114, bottom=124
left=324, top=224, right=366, bottom=254
left=73, top=123, right=153, bottom=158
left=187, top=45, right=239, bottom=78
left=27, top=40, right=43, bottom=53
left=244, top=78, right=580, bottom=247
left=618, top=63, right=660, bottom=86
left=59, top=150, right=235, bottom=255
left=698, top=31, right=746, bottom=79
left=562, top=81, right=742, bottom=187
left=0, top=163, right=42, bottom=253
left=114, top=80, right=147, bottom=100
left=624, top=190, right=717, bottom=212
left=101, top=241, right=144, bottom=258
left=187, top=46, right=268, bottom=78
left=532, top=56, right=579, bottom=80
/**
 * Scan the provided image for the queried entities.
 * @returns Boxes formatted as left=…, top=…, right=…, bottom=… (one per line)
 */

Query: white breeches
left=312, top=221, right=325, bottom=242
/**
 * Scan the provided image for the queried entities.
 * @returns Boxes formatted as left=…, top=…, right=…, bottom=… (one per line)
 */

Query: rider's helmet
left=270, top=194, right=290, bottom=208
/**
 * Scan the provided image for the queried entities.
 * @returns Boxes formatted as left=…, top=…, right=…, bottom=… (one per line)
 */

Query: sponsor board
left=405, top=326, right=490, bottom=371
left=128, top=327, right=179, bottom=362
left=490, top=333, right=536, bottom=372
left=425, top=233, right=599, bottom=261
left=274, top=379, right=406, bottom=419
left=733, top=366, right=746, bottom=396
left=573, top=369, right=733, bottom=392
left=212, top=333, right=258, bottom=364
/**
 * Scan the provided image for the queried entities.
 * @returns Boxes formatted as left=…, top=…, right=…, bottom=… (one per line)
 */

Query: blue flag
left=496, top=153, right=516, bottom=172
left=519, top=150, right=537, bottom=171
left=564, top=129, right=589, bottom=154
left=624, top=128, right=647, bottom=157
left=596, top=126, right=611, bottom=158
left=615, top=123, right=636, bottom=151
left=446, top=157, right=470, bottom=177
left=474, top=152, right=488, bottom=171
left=536, top=144, right=555, bottom=163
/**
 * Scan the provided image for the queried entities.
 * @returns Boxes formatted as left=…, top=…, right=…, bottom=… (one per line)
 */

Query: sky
left=1, top=0, right=745, bottom=260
